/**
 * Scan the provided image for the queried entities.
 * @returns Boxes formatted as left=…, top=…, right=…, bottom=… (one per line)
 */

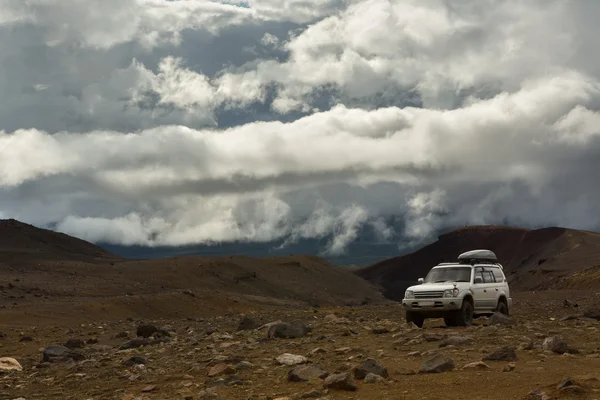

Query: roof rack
left=457, top=249, right=501, bottom=267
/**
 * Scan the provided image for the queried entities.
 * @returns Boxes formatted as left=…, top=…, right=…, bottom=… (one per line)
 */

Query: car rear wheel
left=406, top=311, right=424, bottom=328
left=496, top=299, right=509, bottom=316
left=455, top=299, right=474, bottom=326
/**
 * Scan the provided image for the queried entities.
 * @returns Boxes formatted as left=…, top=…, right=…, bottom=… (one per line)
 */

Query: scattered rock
left=422, top=333, right=445, bottom=342
left=19, top=336, right=33, bottom=342
left=462, top=361, right=491, bottom=370
left=483, top=347, right=517, bottom=362
left=119, top=339, right=149, bottom=350
left=364, top=373, right=386, bottom=384
left=182, top=289, right=195, bottom=297
left=583, top=308, right=600, bottom=320
left=559, top=315, right=580, bottom=322
left=419, top=353, right=455, bottom=373
left=556, top=377, right=586, bottom=394
left=323, top=372, right=357, bottom=391
left=136, top=324, right=158, bottom=338
left=42, top=345, right=85, bottom=363
left=542, top=336, right=569, bottom=354
left=122, top=356, right=147, bottom=366
left=198, top=387, right=220, bottom=399
left=563, top=299, right=579, bottom=308
left=371, top=327, right=389, bottom=334
left=288, top=364, right=329, bottom=382
left=528, top=389, right=552, bottom=400
left=324, top=314, right=350, bottom=324
left=267, top=323, right=311, bottom=339
left=208, top=363, right=237, bottom=377
left=64, top=338, right=85, bottom=349
left=205, top=327, right=218, bottom=336
left=557, top=377, right=576, bottom=389
left=141, top=385, right=157, bottom=392
left=486, top=312, right=515, bottom=326
left=353, top=359, right=388, bottom=380
left=237, top=315, right=259, bottom=331
left=276, top=353, right=309, bottom=366
left=308, top=347, right=327, bottom=356
left=0, top=357, right=22, bottom=372
left=503, top=363, right=516, bottom=372
left=440, top=336, right=474, bottom=347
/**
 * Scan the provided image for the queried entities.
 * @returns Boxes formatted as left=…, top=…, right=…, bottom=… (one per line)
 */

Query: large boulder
left=42, top=345, right=85, bottom=363
left=353, top=359, right=389, bottom=380
left=419, top=353, right=455, bottom=373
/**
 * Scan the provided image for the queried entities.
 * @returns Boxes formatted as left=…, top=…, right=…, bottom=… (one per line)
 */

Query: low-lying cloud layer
left=2, top=0, right=600, bottom=254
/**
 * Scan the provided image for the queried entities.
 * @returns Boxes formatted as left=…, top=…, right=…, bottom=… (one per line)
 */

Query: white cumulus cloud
left=2, top=0, right=600, bottom=255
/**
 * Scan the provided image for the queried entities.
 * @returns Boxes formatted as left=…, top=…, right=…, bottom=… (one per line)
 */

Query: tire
left=455, top=298, right=474, bottom=326
left=406, top=311, right=424, bottom=328
left=496, top=298, right=509, bottom=316
left=444, top=315, right=457, bottom=327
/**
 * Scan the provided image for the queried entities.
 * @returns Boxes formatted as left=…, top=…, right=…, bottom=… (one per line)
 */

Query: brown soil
left=355, top=225, right=600, bottom=300
left=1, top=290, right=599, bottom=399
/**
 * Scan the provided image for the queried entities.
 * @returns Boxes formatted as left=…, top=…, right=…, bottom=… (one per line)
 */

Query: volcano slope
left=355, top=225, right=600, bottom=301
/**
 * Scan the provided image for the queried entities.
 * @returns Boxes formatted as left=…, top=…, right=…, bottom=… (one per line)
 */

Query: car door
left=471, top=267, right=489, bottom=311
left=480, top=268, right=498, bottom=309
left=489, top=266, right=509, bottom=305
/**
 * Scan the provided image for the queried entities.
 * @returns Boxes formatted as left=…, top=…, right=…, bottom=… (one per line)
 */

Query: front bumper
left=402, top=297, right=463, bottom=312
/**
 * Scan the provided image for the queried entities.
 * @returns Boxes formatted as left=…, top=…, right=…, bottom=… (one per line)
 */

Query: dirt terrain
left=356, top=225, right=600, bottom=300
left=1, top=290, right=599, bottom=400
left=1, top=220, right=600, bottom=399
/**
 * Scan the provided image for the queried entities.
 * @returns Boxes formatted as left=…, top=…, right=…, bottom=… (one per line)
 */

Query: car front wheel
left=455, top=299, right=474, bottom=326
left=406, top=311, right=424, bottom=328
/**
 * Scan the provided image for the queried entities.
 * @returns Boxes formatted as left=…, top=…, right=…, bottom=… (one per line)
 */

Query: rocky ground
left=1, top=290, right=600, bottom=400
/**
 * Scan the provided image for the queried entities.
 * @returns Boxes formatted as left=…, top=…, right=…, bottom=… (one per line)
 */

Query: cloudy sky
left=1, top=0, right=600, bottom=254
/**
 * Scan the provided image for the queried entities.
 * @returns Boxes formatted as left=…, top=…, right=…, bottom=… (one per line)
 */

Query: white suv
left=401, top=249, right=512, bottom=327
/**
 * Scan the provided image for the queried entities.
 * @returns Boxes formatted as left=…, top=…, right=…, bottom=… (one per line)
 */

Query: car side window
left=482, top=270, right=495, bottom=283
left=473, top=267, right=483, bottom=283
left=490, top=267, right=504, bottom=282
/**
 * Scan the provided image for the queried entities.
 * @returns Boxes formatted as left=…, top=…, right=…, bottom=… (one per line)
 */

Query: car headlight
left=443, top=288, right=459, bottom=298
left=404, top=290, right=415, bottom=299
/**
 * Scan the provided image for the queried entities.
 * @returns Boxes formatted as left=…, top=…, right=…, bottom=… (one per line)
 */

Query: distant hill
left=0, top=219, right=387, bottom=324
left=0, top=219, right=120, bottom=263
left=354, top=225, right=600, bottom=301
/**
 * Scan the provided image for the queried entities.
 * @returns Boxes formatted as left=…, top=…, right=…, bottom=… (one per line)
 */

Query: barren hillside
left=0, top=218, right=120, bottom=263
left=355, top=225, right=600, bottom=301
left=0, top=219, right=386, bottom=326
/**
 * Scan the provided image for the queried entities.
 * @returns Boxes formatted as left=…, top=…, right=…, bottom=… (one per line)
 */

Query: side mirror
left=417, top=278, right=424, bottom=284
left=474, top=276, right=483, bottom=284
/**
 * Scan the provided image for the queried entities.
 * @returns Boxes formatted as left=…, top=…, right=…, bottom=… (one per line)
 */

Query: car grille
left=414, top=291, right=444, bottom=299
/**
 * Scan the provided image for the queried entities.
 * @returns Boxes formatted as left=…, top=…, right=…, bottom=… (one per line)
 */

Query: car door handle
left=483, top=289, right=487, bottom=292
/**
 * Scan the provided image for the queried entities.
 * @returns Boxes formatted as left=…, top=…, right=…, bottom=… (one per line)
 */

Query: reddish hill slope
left=0, top=219, right=120, bottom=263
left=355, top=225, right=600, bottom=301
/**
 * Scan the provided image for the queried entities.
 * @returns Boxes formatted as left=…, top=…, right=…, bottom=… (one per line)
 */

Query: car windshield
left=424, top=267, right=471, bottom=283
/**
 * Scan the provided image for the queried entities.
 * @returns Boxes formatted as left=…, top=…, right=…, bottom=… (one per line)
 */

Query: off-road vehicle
left=401, top=249, right=512, bottom=327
